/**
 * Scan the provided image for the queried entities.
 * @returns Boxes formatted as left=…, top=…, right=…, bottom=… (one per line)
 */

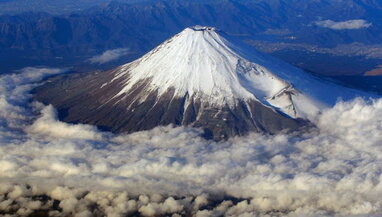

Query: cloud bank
left=0, top=68, right=382, bottom=216
left=315, top=19, right=372, bottom=30
left=89, top=48, right=130, bottom=64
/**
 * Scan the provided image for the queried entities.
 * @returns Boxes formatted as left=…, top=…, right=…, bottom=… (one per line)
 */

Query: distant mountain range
left=1, top=0, right=382, bottom=76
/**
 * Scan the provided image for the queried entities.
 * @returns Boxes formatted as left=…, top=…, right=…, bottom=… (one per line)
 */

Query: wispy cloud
left=88, top=48, right=130, bottom=64
left=315, top=19, right=372, bottom=30
left=0, top=68, right=382, bottom=216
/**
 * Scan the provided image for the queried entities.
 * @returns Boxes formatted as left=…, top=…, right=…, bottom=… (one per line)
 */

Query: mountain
left=33, top=26, right=372, bottom=140
left=1, top=0, right=382, bottom=76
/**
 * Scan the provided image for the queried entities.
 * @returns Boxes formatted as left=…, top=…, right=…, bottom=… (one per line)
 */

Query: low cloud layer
left=89, top=48, right=130, bottom=64
left=315, top=19, right=372, bottom=30
left=0, top=68, right=382, bottom=216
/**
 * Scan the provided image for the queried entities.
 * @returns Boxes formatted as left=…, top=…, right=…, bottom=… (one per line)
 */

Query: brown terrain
left=365, top=65, right=382, bottom=76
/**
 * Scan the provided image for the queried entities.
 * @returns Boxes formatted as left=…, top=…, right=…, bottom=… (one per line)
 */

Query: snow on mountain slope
left=106, top=26, right=373, bottom=120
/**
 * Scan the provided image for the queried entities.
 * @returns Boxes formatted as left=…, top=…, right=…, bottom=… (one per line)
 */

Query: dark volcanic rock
left=33, top=69, right=306, bottom=141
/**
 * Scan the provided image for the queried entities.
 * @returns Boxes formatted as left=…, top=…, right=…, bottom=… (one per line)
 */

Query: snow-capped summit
left=115, top=27, right=278, bottom=108
left=34, top=26, right=374, bottom=140
left=109, top=26, right=300, bottom=117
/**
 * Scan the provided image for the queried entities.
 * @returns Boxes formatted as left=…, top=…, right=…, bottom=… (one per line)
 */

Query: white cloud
left=27, top=105, right=107, bottom=140
left=0, top=67, right=382, bottom=216
left=315, top=19, right=372, bottom=30
left=88, top=48, right=130, bottom=64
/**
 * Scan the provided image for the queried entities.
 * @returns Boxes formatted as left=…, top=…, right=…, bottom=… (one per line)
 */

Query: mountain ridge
left=1, top=0, right=382, bottom=75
